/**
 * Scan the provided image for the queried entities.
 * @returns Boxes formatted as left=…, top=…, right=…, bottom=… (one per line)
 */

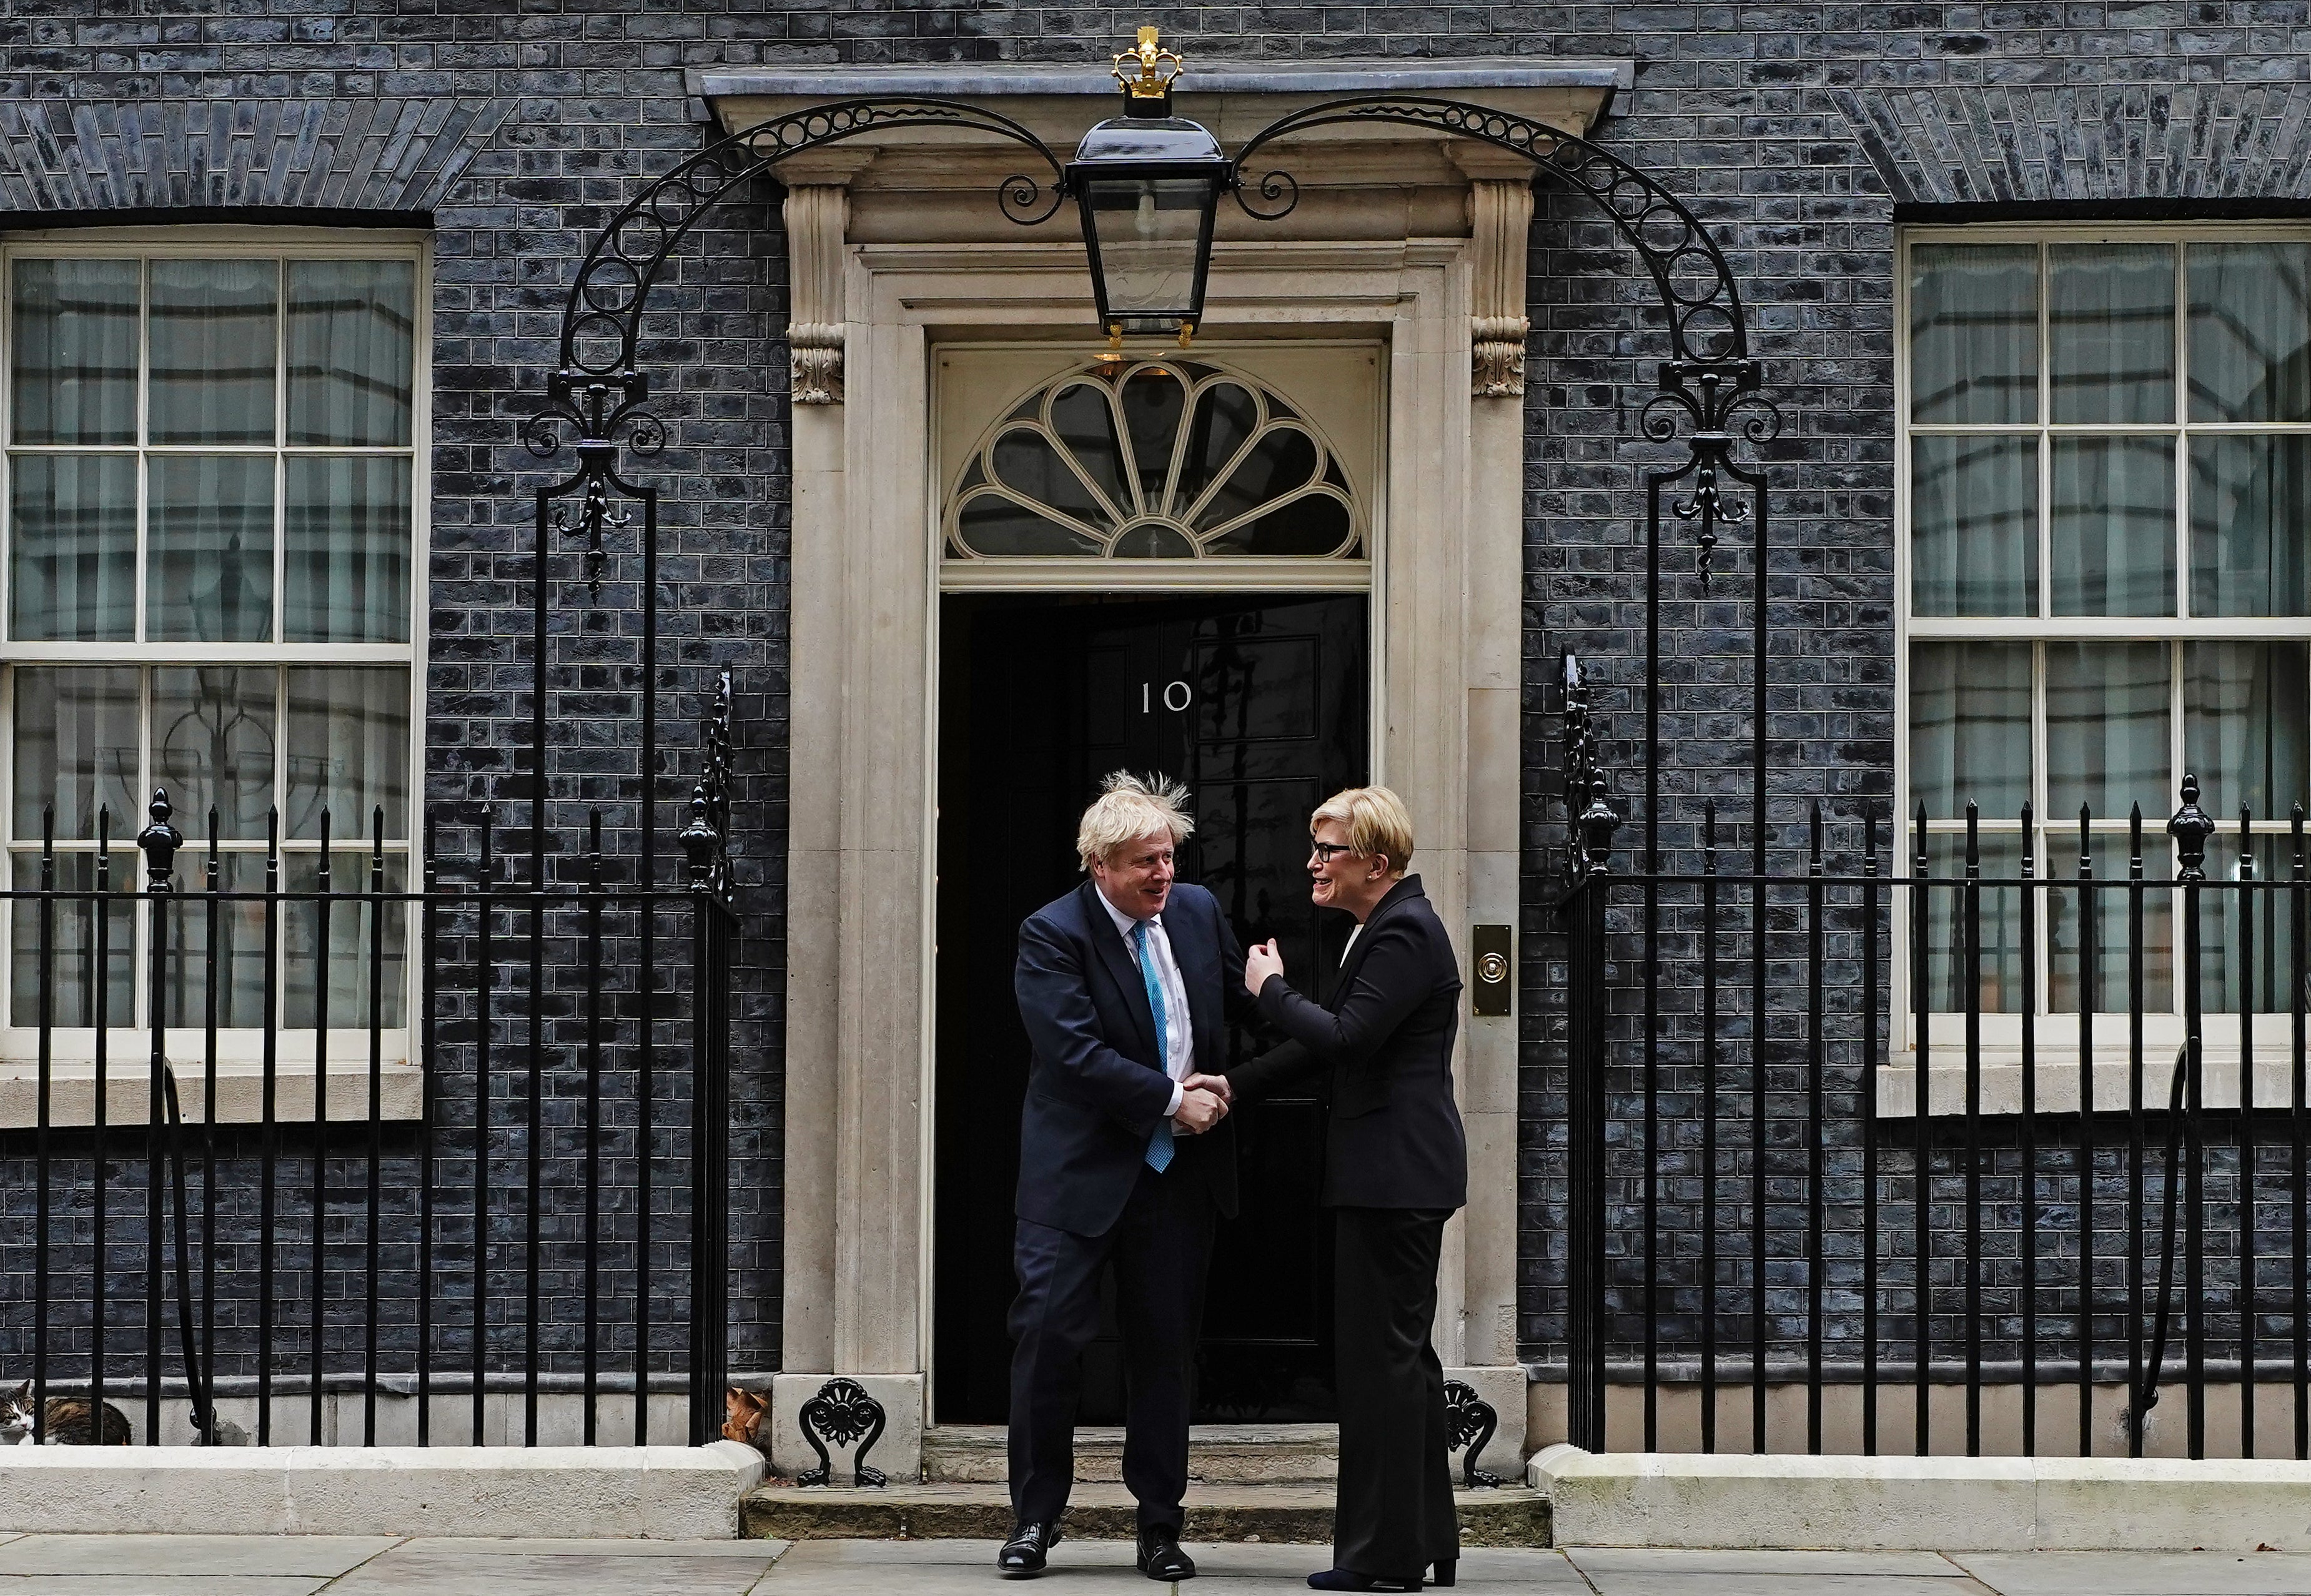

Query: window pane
left=285, top=667, right=408, bottom=842
left=2188, top=435, right=2311, bottom=617
left=2050, top=435, right=2174, bottom=616
left=2203, top=835, right=2298, bottom=1014
left=149, top=259, right=277, bottom=445
left=2047, top=834, right=2174, bottom=1013
left=282, top=850, right=406, bottom=1029
left=1909, top=244, right=2037, bottom=425
left=2184, top=641, right=2310, bottom=821
left=2047, top=642, right=2170, bottom=824
left=1910, top=642, right=2031, bottom=821
left=284, top=456, right=410, bottom=642
left=2049, top=244, right=2175, bottom=424
left=147, top=455, right=275, bottom=643
left=2188, top=242, right=2311, bottom=423
left=10, top=852, right=134, bottom=1029
left=287, top=260, right=415, bottom=447
left=161, top=851, right=268, bottom=1028
left=11, top=259, right=138, bottom=445
left=13, top=666, right=137, bottom=842
left=9, top=453, right=134, bottom=641
left=152, top=667, right=277, bottom=843
left=1923, top=834, right=2026, bottom=1014
left=1911, top=435, right=2036, bottom=616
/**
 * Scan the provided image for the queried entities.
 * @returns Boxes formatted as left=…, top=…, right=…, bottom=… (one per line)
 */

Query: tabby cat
left=0, top=1380, right=132, bottom=1445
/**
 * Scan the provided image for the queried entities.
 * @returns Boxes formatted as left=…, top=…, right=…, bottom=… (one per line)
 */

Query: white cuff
left=1165, top=1080, right=1184, bottom=1117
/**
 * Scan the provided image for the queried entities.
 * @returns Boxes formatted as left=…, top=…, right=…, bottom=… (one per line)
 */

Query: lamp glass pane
left=1086, top=177, right=1210, bottom=320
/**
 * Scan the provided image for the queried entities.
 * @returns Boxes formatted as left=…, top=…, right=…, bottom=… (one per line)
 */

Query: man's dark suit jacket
left=1013, top=879, right=1245, bottom=1237
left=1226, top=875, right=1467, bottom=1211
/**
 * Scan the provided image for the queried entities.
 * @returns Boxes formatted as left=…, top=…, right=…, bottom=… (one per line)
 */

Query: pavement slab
left=0, top=1580, right=330, bottom=1596
left=319, top=1538, right=788, bottom=1596
left=1568, top=1550, right=1969, bottom=1578
left=1185, top=1544, right=1591, bottom=1592
left=0, top=1538, right=397, bottom=1577
left=1563, top=1549, right=1998, bottom=1596
left=752, top=1539, right=1584, bottom=1593
left=1950, top=1551, right=2311, bottom=1595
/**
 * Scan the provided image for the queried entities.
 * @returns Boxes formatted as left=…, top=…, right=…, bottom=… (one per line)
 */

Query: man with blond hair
left=1000, top=772, right=1242, bottom=1582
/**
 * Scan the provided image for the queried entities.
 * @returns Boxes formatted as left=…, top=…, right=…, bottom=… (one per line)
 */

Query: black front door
left=933, top=590, right=1368, bottom=1425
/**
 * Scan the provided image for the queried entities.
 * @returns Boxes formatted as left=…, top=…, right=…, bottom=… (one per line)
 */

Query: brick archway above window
left=0, top=97, right=516, bottom=215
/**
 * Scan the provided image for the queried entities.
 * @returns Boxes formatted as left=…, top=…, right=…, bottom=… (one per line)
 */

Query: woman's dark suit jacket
left=1225, top=875, right=1467, bottom=1211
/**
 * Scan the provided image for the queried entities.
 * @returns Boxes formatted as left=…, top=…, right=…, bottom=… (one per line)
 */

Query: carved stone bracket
left=778, top=151, right=872, bottom=407
left=1462, top=164, right=1535, bottom=399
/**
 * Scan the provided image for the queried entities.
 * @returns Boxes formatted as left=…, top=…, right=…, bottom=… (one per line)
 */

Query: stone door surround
left=689, top=55, right=1631, bottom=1480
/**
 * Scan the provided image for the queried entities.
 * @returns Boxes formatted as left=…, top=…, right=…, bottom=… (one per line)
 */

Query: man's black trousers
left=1007, top=1162, right=1215, bottom=1532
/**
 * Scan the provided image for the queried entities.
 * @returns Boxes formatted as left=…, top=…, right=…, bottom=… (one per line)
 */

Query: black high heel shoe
left=1433, top=1560, right=1455, bottom=1587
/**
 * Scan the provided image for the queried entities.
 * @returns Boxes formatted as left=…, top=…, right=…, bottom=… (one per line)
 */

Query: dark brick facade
left=2, top=6, right=2308, bottom=1392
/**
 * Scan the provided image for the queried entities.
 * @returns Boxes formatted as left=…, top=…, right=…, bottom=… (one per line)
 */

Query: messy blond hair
left=1077, top=771, right=1195, bottom=871
left=1311, top=785, right=1415, bottom=876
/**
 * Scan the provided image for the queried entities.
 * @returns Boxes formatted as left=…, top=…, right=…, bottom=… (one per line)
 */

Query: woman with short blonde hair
left=1216, top=784, right=1467, bottom=1592
left=1307, top=786, right=1413, bottom=879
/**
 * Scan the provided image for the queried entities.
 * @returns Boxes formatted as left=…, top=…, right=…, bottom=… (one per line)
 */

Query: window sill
left=1879, top=1023, right=2309, bottom=1117
left=0, top=1030, right=420, bottom=1127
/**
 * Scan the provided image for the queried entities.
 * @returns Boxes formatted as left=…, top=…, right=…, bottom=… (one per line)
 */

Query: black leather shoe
left=1136, top=1524, right=1197, bottom=1580
left=998, top=1520, right=1060, bottom=1576
left=1305, top=1572, right=1424, bottom=1593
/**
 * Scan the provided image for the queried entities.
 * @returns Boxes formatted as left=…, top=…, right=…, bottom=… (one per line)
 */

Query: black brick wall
left=3, top=7, right=2309, bottom=1389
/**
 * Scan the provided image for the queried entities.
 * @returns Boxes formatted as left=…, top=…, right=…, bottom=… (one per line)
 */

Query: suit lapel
left=1329, top=875, right=1422, bottom=1008
left=1080, top=881, right=1159, bottom=1058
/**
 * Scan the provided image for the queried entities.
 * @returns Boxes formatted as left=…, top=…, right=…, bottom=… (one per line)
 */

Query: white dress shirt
left=1098, top=890, right=1192, bottom=1116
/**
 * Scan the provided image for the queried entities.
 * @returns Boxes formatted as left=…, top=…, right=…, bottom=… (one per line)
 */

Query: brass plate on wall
left=1471, top=923, right=1512, bottom=1017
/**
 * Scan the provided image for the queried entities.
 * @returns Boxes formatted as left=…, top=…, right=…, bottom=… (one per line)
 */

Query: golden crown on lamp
left=1113, top=26, right=1184, bottom=99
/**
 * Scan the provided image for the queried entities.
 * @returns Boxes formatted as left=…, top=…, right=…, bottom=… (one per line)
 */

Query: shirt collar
left=1096, top=888, right=1158, bottom=941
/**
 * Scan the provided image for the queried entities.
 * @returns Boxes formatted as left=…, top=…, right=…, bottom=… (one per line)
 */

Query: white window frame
left=1893, top=220, right=2311, bottom=1114
left=0, top=226, right=430, bottom=1126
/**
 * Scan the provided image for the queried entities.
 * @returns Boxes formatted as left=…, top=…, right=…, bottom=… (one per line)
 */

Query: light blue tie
left=1134, top=919, right=1175, bottom=1174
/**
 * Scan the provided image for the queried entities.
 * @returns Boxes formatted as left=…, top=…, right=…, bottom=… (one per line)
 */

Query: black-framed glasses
left=1309, top=841, right=1355, bottom=864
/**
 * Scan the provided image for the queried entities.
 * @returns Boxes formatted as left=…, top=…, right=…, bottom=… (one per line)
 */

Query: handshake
left=1172, top=1072, right=1235, bottom=1135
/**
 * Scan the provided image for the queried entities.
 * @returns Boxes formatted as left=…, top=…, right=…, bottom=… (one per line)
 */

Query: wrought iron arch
left=524, top=98, right=1067, bottom=464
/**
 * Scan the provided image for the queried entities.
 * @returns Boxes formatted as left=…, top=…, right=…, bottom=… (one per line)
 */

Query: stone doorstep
left=921, top=1424, right=1342, bottom=1484
left=0, top=1442, right=768, bottom=1539
left=741, top=1480, right=1550, bottom=1545
left=1532, top=1444, right=2311, bottom=1552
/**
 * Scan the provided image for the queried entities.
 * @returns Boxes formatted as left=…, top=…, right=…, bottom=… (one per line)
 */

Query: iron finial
left=137, top=787, right=182, bottom=891
left=2169, top=771, right=2215, bottom=882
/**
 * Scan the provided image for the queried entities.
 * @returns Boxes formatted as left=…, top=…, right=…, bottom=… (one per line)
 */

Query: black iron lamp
left=1066, top=27, right=1232, bottom=344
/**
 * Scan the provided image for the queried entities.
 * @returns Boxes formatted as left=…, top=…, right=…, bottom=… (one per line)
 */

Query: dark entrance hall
left=933, top=590, right=1369, bottom=1425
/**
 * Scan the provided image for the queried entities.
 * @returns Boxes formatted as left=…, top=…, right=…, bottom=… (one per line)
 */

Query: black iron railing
left=1558, top=694, right=2311, bottom=1460
left=1, top=768, right=735, bottom=1448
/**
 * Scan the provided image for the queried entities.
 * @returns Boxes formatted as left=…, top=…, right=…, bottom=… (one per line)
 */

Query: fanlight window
left=944, top=358, right=1362, bottom=559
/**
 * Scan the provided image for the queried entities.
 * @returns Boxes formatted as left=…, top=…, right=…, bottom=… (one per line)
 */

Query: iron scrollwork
left=1443, top=1379, right=1504, bottom=1489
left=1227, top=96, right=1779, bottom=588
left=796, top=1377, right=889, bottom=1488
left=522, top=99, right=1070, bottom=601
left=525, top=97, right=1067, bottom=483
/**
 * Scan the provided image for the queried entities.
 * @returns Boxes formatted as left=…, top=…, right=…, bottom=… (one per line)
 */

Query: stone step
left=741, top=1480, right=1550, bottom=1547
left=921, top=1424, right=1340, bottom=1485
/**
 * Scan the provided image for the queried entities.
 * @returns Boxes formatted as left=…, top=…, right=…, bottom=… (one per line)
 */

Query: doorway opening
left=932, top=590, right=1370, bottom=1425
